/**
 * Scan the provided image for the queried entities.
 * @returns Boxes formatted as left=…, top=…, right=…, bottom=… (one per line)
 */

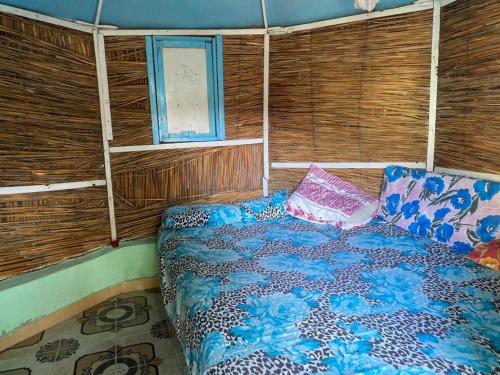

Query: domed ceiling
left=0, top=0, right=417, bottom=28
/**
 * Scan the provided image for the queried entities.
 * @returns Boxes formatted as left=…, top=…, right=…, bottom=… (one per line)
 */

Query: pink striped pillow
left=285, top=165, right=378, bottom=229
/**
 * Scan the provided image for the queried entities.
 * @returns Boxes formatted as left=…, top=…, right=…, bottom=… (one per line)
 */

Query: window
left=146, top=35, right=224, bottom=144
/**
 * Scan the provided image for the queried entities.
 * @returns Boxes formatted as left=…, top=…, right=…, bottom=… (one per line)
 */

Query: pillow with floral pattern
left=376, top=166, right=500, bottom=253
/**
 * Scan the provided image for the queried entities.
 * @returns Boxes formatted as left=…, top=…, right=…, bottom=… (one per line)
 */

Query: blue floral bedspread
left=157, top=216, right=500, bottom=375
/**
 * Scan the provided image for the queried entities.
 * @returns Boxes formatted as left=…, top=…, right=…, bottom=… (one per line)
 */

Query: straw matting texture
left=106, top=35, right=263, bottom=146
left=269, top=11, right=432, bottom=167
left=435, top=0, right=500, bottom=175
left=223, top=36, right=264, bottom=139
left=111, top=144, right=263, bottom=239
left=0, top=188, right=110, bottom=280
left=270, top=169, right=384, bottom=197
left=106, top=36, right=153, bottom=146
left=0, top=13, right=103, bottom=186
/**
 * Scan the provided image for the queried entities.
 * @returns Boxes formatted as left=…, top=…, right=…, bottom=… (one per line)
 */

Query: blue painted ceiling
left=0, top=0, right=416, bottom=28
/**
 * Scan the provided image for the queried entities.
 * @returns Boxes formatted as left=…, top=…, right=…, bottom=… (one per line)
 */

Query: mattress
left=157, top=216, right=500, bottom=375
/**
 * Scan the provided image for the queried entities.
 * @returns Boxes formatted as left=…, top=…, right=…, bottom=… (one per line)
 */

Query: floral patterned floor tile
left=0, top=291, right=183, bottom=375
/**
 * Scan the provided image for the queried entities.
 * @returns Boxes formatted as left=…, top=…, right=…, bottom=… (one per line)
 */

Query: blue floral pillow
left=161, top=204, right=243, bottom=229
left=239, top=190, right=288, bottom=223
left=376, top=166, right=500, bottom=253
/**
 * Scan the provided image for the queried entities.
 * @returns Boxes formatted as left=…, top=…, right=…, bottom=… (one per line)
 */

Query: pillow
left=161, top=203, right=242, bottom=229
left=467, top=239, right=500, bottom=271
left=239, top=190, right=288, bottom=222
left=376, top=166, right=500, bottom=252
left=285, top=165, right=378, bottom=229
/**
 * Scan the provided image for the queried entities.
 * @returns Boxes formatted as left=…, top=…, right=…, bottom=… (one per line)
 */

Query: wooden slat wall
left=0, top=14, right=104, bottom=186
left=0, top=14, right=110, bottom=279
left=106, top=36, right=264, bottom=240
left=436, top=0, right=500, bottom=175
left=269, top=11, right=433, bottom=190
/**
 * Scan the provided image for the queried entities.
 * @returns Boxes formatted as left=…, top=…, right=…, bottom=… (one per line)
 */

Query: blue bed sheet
left=157, top=216, right=500, bottom=375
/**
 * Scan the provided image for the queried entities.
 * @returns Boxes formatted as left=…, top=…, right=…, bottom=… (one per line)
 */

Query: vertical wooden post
left=426, top=0, right=441, bottom=171
left=93, top=30, right=117, bottom=242
left=263, top=33, right=270, bottom=196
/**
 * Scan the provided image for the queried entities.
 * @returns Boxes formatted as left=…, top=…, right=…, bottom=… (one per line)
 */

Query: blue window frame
left=146, top=35, right=224, bottom=144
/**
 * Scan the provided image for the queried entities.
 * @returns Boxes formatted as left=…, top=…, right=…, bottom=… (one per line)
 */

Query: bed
left=158, top=214, right=500, bottom=375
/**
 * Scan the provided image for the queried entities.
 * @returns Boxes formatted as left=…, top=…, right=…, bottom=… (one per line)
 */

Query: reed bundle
left=436, top=0, right=500, bottom=175
left=269, top=10, right=432, bottom=173
left=0, top=188, right=110, bottom=279
left=0, top=14, right=103, bottom=187
left=111, top=144, right=263, bottom=239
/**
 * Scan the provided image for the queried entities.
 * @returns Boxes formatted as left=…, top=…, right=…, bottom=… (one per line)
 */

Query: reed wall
left=268, top=10, right=433, bottom=194
left=0, top=15, right=103, bottom=186
left=0, top=14, right=110, bottom=279
left=3, top=1, right=499, bottom=279
left=435, top=0, right=500, bottom=175
left=106, top=35, right=264, bottom=240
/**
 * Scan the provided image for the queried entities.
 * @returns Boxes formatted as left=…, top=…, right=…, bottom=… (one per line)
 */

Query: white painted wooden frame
left=268, top=0, right=434, bottom=35
left=94, top=31, right=113, bottom=140
left=272, top=162, right=427, bottom=169
left=93, top=30, right=117, bottom=242
left=434, top=168, right=500, bottom=182
left=263, top=34, right=270, bottom=196
left=100, top=29, right=267, bottom=36
left=109, top=139, right=263, bottom=153
left=426, top=0, right=441, bottom=171
left=0, top=180, right=106, bottom=196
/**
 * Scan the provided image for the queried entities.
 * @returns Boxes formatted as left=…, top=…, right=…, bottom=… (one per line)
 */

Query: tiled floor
left=0, top=288, right=186, bottom=374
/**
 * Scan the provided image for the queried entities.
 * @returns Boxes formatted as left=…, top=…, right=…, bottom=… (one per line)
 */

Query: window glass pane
left=163, top=47, right=210, bottom=135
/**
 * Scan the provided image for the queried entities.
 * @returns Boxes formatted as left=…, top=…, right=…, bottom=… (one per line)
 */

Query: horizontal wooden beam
left=434, top=167, right=500, bottom=182
left=109, top=138, right=263, bottom=153
left=269, top=0, right=433, bottom=35
left=0, top=4, right=94, bottom=33
left=0, top=180, right=106, bottom=196
left=271, top=162, right=427, bottom=169
left=100, top=28, right=267, bottom=36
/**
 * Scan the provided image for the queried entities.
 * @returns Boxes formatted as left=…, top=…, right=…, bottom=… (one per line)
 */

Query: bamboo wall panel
left=106, top=35, right=263, bottom=146
left=112, top=144, right=263, bottom=239
left=269, top=11, right=432, bottom=167
left=0, top=14, right=103, bottom=186
left=270, top=169, right=384, bottom=197
left=436, top=0, right=500, bottom=174
left=0, top=188, right=110, bottom=279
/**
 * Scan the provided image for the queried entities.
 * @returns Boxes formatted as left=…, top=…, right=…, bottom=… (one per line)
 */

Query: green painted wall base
left=0, top=238, right=158, bottom=336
